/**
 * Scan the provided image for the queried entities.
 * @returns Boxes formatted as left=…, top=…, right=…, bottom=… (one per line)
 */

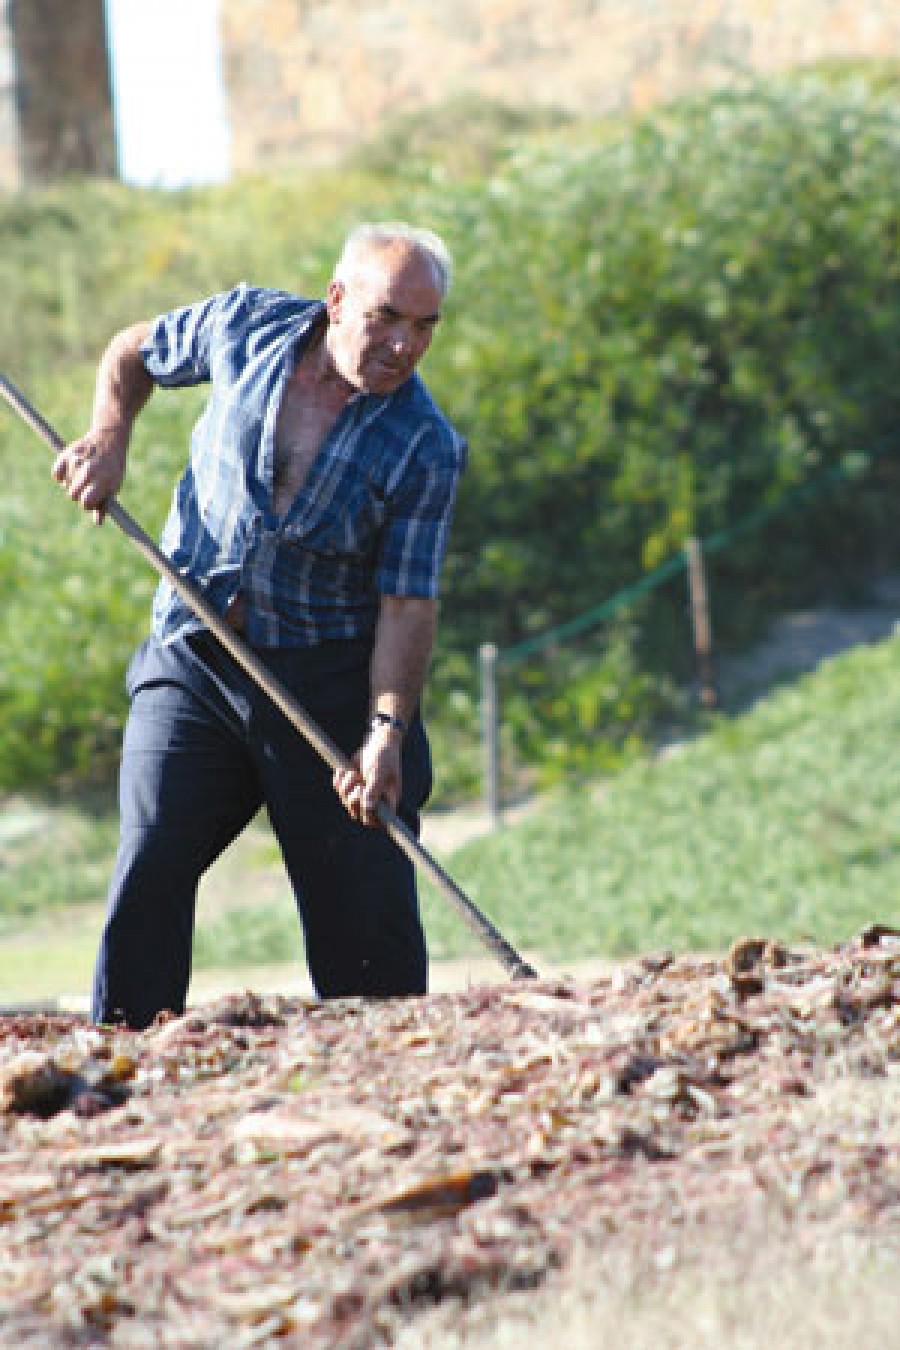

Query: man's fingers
left=359, top=782, right=384, bottom=826
left=53, top=440, right=123, bottom=520
left=332, top=765, right=388, bottom=827
left=333, top=766, right=357, bottom=798
left=333, top=766, right=363, bottom=819
left=53, top=447, right=83, bottom=485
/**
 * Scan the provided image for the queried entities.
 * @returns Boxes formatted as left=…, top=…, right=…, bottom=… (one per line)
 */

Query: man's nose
left=389, top=322, right=422, bottom=356
left=390, top=329, right=412, bottom=355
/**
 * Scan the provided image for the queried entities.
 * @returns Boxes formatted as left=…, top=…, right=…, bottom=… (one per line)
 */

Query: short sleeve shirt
left=140, top=284, right=466, bottom=647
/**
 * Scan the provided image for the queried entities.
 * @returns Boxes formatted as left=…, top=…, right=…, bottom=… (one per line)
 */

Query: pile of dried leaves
left=2, top=927, right=900, bottom=1347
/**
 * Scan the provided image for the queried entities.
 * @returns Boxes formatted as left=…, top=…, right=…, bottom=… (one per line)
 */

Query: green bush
left=434, top=73, right=900, bottom=649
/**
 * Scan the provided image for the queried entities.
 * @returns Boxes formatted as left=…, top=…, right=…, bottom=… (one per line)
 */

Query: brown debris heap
left=1, top=928, right=899, bottom=1347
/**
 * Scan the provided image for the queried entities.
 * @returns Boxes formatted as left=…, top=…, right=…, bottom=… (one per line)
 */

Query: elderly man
left=54, top=222, right=466, bottom=1029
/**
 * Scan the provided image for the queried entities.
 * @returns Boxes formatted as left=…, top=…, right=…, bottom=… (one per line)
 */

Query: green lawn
left=437, top=633, right=900, bottom=960
left=0, top=927, right=99, bottom=1006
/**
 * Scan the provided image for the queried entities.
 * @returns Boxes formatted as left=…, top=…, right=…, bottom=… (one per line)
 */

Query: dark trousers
left=91, top=633, right=431, bottom=1028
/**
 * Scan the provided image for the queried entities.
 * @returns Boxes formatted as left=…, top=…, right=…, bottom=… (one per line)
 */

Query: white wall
left=104, top=0, right=230, bottom=188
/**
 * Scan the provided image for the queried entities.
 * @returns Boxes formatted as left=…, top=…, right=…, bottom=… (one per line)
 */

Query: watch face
left=371, top=712, right=406, bottom=734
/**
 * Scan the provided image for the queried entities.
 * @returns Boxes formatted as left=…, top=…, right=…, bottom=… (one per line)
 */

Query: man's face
left=326, top=242, right=443, bottom=394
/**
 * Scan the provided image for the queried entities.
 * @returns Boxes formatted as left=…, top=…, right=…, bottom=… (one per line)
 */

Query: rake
left=0, top=371, right=538, bottom=982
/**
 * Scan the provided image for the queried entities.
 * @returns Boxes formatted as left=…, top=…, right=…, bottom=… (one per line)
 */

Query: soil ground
left=2, top=934, right=898, bottom=1348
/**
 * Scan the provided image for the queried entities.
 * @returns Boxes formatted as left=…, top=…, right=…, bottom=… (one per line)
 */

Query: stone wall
left=2, top=1, right=899, bottom=190
left=220, top=0, right=900, bottom=173
left=0, top=0, right=114, bottom=189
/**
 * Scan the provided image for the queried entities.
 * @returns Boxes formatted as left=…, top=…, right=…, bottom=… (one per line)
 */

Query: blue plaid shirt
left=140, top=284, right=466, bottom=647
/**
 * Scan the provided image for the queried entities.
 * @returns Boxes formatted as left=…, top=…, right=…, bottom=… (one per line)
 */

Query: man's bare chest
left=272, top=370, right=349, bottom=518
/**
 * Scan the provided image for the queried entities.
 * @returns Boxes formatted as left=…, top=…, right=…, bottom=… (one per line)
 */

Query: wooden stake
left=685, top=535, right=717, bottom=708
left=479, top=642, right=501, bottom=828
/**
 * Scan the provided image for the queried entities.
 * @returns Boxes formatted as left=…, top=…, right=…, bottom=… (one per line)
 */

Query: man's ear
left=326, top=279, right=345, bottom=323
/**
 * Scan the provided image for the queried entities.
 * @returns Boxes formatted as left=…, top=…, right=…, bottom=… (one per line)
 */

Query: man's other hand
left=332, top=725, right=402, bottom=826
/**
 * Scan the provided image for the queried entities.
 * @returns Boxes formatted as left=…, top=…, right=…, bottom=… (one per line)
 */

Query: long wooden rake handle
left=0, top=372, right=538, bottom=981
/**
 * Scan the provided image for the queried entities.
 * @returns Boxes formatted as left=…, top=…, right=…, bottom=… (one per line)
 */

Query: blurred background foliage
left=1, top=64, right=900, bottom=801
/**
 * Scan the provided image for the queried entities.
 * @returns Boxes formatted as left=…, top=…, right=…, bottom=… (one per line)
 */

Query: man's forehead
left=347, top=245, right=443, bottom=309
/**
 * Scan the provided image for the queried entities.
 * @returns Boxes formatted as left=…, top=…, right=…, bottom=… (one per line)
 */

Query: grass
left=0, top=928, right=99, bottom=1006
left=195, top=634, right=900, bottom=966
left=2, top=622, right=899, bottom=1000
left=0, top=787, right=119, bottom=930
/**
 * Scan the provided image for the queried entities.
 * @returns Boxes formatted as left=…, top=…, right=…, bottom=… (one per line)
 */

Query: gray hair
left=334, top=222, right=453, bottom=296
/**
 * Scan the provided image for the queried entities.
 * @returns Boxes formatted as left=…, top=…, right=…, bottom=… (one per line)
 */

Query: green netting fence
left=478, top=430, right=898, bottom=821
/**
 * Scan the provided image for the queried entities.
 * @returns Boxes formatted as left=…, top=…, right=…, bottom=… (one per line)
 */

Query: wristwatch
left=369, top=710, right=407, bottom=736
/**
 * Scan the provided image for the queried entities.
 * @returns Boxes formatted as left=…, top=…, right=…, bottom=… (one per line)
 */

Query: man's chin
left=362, top=371, right=409, bottom=395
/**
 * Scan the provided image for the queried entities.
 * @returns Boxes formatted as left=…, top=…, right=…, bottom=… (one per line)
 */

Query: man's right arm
left=52, top=321, right=154, bottom=522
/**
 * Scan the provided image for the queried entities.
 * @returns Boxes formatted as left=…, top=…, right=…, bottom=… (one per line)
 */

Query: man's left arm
left=333, top=595, right=438, bottom=826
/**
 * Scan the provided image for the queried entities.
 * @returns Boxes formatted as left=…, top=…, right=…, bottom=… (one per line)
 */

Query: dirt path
left=188, top=952, right=613, bottom=1005
left=716, top=572, right=900, bottom=705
